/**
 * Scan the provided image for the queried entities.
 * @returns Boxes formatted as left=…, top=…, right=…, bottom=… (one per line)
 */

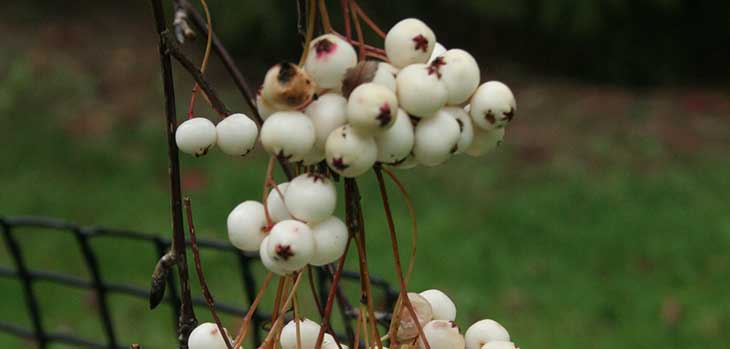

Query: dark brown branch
left=149, top=1, right=197, bottom=347
left=162, top=33, right=230, bottom=116
left=184, top=198, right=234, bottom=349
left=315, top=239, right=352, bottom=348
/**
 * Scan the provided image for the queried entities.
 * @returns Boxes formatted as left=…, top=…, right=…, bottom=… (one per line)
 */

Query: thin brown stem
left=260, top=272, right=305, bottom=346
left=314, top=238, right=352, bottom=348
left=318, top=0, right=333, bottom=33
left=232, top=272, right=272, bottom=347
left=307, top=266, right=324, bottom=316
left=341, top=0, right=352, bottom=41
left=350, top=1, right=386, bottom=39
left=350, top=0, right=366, bottom=61
left=184, top=198, right=233, bottom=349
left=148, top=1, right=197, bottom=346
left=294, top=291, right=302, bottom=349
left=300, top=0, right=317, bottom=66
left=382, top=166, right=418, bottom=283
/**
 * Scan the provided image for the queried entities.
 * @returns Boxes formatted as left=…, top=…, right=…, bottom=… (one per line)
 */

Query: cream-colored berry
left=175, top=117, right=217, bottom=156
left=465, top=319, right=510, bottom=349
left=325, top=125, right=378, bottom=177
left=420, top=289, right=457, bottom=321
left=396, top=63, right=448, bottom=118
left=469, top=81, right=516, bottom=130
left=347, top=83, right=398, bottom=133
left=216, top=113, right=258, bottom=156
left=227, top=201, right=268, bottom=252
left=385, top=18, right=436, bottom=68
left=304, top=34, right=357, bottom=89
left=284, top=173, right=337, bottom=224
left=375, top=108, right=415, bottom=164
left=413, top=108, right=461, bottom=166
left=260, top=111, right=316, bottom=161
left=309, top=216, right=349, bottom=266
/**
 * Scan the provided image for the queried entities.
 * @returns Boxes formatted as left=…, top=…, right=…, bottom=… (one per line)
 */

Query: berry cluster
left=170, top=6, right=520, bottom=349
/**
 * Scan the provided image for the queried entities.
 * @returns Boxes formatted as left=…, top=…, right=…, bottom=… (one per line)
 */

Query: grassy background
left=2, top=2, right=730, bottom=348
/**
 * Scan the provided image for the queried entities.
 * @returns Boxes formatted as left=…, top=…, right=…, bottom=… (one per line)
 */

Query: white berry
left=385, top=18, right=436, bottom=68
left=215, top=113, right=258, bottom=156
left=418, top=320, right=465, bottom=349
left=264, top=220, right=315, bottom=272
left=464, top=127, right=505, bottom=157
left=465, top=319, right=510, bottom=349
left=305, top=93, right=348, bottom=152
left=227, top=201, right=268, bottom=252
left=347, top=83, right=398, bottom=133
left=435, top=49, right=480, bottom=105
left=481, top=341, right=518, bottom=349
left=323, top=333, right=349, bottom=349
left=442, top=106, right=474, bottom=154
left=396, top=63, right=447, bottom=118
left=396, top=292, right=434, bottom=341
left=284, top=173, right=337, bottom=224
left=419, top=289, right=457, bottom=321
left=372, top=62, right=398, bottom=93
left=266, top=182, right=292, bottom=223
left=413, top=108, right=461, bottom=166
left=469, top=81, right=516, bottom=130
left=280, top=318, right=321, bottom=349
left=259, top=236, right=289, bottom=275
left=175, top=117, right=217, bottom=156
left=375, top=108, right=415, bottom=164
left=188, top=322, right=231, bottom=349
left=304, top=34, right=357, bottom=89
left=260, top=111, right=316, bottom=161
left=325, top=125, right=378, bottom=177
left=309, top=216, right=349, bottom=266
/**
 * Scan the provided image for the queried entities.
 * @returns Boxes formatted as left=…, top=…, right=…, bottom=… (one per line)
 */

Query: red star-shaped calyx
left=412, top=34, right=429, bottom=52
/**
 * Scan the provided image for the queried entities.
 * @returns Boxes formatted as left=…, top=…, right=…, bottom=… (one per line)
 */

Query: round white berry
left=385, top=18, right=436, bottom=68
left=413, top=109, right=461, bottom=166
left=280, top=318, right=321, bottom=349
left=481, top=341, right=518, bottom=349
left=396, top=292, right=434, bottom=341
left=266, top=182, right=291, bottom=223
left=284, top=173, right=337, bottom=224
left=259, top=236, right=289, bottom=275
left=435, top=49, right=480, bottom=105
left=188, top=323, right=231, bottom=349
left=419, top=289, right=457, bottom=321
left=260, top=111, right=316, bottom=161
left=227, top=201, right=268, bottom=252
left=264, top=220, right=315, bottom=272
left=469, top=81, right=516, bottom=130
left=465, top=319, right=510, bottom=349
left=261, top=62, right=316, bottom=110
left=325, top=125, right=378, bottom=177
left=175, top=117, right=217, bottom=156
left=418, top=320, right=465, bottom=349
left=215, top=113, right=258, bottom=156
left=347, top=83, right=398, bottom=133
left=309, top=216, right=349, bottom=266
left=372, top=62, right=398, bottom=93
left=323, top=333, right=349, bottom=349
left=305, top=34, right=357, bottom=89
left=396, top=63, right=447, bottom=118
left=464, top=127, right=505, bottom=157
left=428, top=42, right=447, bottom=64
left=375, top=108, right=415, bottom=164
left=442, top=106, right=474, bottom=154
left=304, top=93, right=348, bottom=152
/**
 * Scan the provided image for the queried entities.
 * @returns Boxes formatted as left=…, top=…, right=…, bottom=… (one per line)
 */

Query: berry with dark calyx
left=464, top=126, right=505, bottom=157
left=175, top=117, right=217, bottom=157
left=396, top=63, right=447, bottom=118
left=261, top=62, right=316, bottom=110
left=188, top=322, right=232, bottom=349
left=469, top=81, right=516, bottom=130
left=259, top=236, right=289, bottom=276
left=264, top=220, right=315, bottom=273
left=266, top=182, right=292, bottom=223
left=413, top=108, right=461, bottom=166
left=428, top=42, right=447, bottom=64
left=347, top=83, right=398, bottom=133
left=465, top=319, right=510, bottom=349
left=420, top=289, right=457, bottom=321
left=284, top=173, right=337, bottom=224
left=417, top=320, right=466, bottom=349
left=304, top=93, right=348, bottom=152
left=309, top=216, right=349, bottom=266
left=216, top=113, right=258, bottom=156
left=375, top=108, right=415, bottom=164
left=385, top=18, right=436, bottom=68
left=325, top=124, right=378, bottom=177
left=227, top=201, right=268, bottom=252
left=442, top=106, right=474, bottom=154
left=304, top=34, right=357, bottom=89
left=260, top=111, right=316, bottom=162
left=437, top=49, right=480, bottom=105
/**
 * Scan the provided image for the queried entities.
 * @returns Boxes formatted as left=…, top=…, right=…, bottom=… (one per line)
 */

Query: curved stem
left=232, top=272, right=273, bottom=347
left=299, top=0, right=317, bottom=66
left=350, top=0, right=366, bottom=61
left=350, top=1, right=386, bottom=39
left=318, top=0, right=333, bottom=33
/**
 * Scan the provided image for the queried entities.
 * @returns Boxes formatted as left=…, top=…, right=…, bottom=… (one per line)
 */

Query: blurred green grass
left=2, top=43, right=730, bottom=349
